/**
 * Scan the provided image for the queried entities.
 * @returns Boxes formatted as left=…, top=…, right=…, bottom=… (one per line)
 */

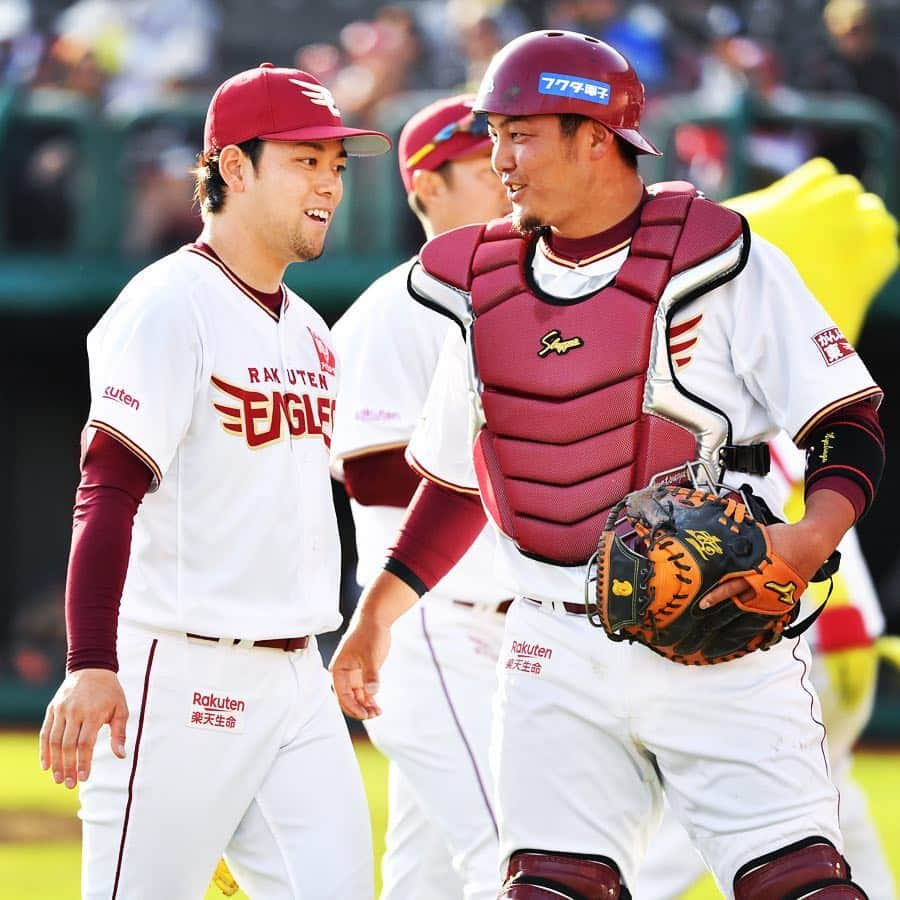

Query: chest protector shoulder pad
left=417, top=189, right=745, bottom=565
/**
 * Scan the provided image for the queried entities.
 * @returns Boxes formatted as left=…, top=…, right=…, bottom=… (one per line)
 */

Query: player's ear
left=588, top=121, right=615, bottom=161
left=411, top=168, right=444, bottom=208
left=218, top=144, right=248, bottom=193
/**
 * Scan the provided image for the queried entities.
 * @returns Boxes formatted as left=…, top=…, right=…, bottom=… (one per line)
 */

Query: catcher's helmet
left=474, top=30, right=661, bottom=156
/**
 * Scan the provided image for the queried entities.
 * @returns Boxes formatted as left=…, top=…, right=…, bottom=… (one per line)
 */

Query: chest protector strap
left=413, top=185, right=748, bottom=565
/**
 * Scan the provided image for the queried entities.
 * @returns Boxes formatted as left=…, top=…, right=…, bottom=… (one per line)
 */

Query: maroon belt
left=187, top=633, right=310, bottom=651
left=452, top=599, right=514, bottom=615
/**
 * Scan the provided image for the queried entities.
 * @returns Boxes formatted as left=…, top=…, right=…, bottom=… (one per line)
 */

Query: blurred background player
left=635, top=158, right=899, bottom=900
left=38, top=63, right=390, bottom=899
left=329, top=94, right=511, bottom=900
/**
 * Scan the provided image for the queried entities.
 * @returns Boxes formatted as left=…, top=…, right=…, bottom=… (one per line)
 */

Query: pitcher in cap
left=39, top=63, right=389, bottom=899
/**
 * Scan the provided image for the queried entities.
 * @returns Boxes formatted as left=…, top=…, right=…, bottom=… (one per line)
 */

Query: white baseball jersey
left=331, top=259, right=509, bottom=900
left=79, top=245, right=373, bottom=899
left=409, top=234, right=881, bottom=608
left=84, top=245, right=343, bottom=639
left=330, top=259, right=508, bottom=605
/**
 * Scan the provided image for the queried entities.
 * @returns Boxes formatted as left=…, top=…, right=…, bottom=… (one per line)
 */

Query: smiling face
left=488, top=114, right=599, bottom=237
left=242, top=139, right=347, bottom=262
left=486, top=112, right=649, bottom=240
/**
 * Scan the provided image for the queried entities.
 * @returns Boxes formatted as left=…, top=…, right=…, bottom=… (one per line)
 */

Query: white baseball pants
left=79, top=621, right=373, bottom=899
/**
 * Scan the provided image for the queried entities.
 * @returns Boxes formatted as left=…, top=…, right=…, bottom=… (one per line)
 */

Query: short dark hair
left=557, top=114, right=639, bottom=170
left=193, top=138, right=264, bottom=215
left=558, top=113, right=588, bottom=138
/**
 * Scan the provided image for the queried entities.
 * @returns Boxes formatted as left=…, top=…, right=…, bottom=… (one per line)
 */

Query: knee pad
left=499, top=849, right=631, bottom=900
left=734, top=836, right=868, bottom=899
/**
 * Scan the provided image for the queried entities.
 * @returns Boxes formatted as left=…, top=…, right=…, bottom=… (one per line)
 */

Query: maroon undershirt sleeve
left=806, top=475, right=867, bottom=521
left=385, top=478, right=487, bottom=595
left=65, top=432, right=153, bottom=673
left=342, top=446, right=421, bottom=508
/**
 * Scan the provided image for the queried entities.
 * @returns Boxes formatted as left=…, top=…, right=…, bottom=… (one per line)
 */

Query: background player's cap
left=398, top=94, right=493, bottom=192
left=203, top=63, right=391, bottom=157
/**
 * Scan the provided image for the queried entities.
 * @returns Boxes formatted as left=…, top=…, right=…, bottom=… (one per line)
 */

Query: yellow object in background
left=211, top=857, right=239, bottom=897
left=725, top=157, right=899, bottom=343
left=877, top=635, right=900, bottom=670
left=825, top=644, right=879, bottom=713
left=821, top=636, right=900, bottom=722
left=749, top=155, right=900, bottom=717
left=783, top=478, right=873, bottom=712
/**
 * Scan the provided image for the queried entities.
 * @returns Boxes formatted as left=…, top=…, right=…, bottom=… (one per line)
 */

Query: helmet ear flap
left=474, top=29, right=661, bottom=157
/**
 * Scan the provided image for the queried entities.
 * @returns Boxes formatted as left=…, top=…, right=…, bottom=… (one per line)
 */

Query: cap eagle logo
left=289, top=78, right=341, bottom=117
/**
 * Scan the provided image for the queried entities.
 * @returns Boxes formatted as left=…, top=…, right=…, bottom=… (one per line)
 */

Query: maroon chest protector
left=418, top=187, right=744, bottom=565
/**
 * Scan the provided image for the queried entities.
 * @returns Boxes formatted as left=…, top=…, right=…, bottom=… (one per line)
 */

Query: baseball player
left=331, top=30, right=886, bottom=900
left=636, top=160, right=899, bottom=900
left=329, top=95, right=511, bottom=900
left=38, top=63, right=390, bottom=899
left=637, top=439, right=898, bottom=900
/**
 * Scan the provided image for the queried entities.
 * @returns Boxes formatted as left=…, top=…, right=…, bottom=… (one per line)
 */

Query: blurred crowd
left=0, top=0, right=898, bottom=258
left=0, top=0, right=899, bottom=697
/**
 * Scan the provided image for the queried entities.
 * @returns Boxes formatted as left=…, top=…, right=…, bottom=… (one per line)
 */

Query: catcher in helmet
left=332, top=30, right=886, bottom=900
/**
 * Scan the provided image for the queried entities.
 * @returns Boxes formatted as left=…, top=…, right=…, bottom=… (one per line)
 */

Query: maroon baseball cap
left=203, top=63, right=391, bottom=157
left=398, top=94, right=493, bottom=192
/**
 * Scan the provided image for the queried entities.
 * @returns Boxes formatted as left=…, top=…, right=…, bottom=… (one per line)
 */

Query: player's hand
left=211, top=857, right=240, bottom=896
left=39, top=668, right=128, bottom=788
left=699, top=520, right=829, bottom=610
left=701, top=488, right=854, bottom=610
left=330, top=616, right=391, bottom=720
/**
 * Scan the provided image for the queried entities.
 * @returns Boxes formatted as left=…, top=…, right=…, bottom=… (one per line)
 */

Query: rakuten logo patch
left=103, top=386, right=140, bottom=410
left=504, top=639, right=553, bottom=676
left=186, top=688, right=247, bottom=733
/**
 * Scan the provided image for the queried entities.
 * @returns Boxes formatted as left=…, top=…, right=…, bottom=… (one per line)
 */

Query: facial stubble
left=291, top=229, right=326, bottom=263
left=512, top=211, right=546, bottom=238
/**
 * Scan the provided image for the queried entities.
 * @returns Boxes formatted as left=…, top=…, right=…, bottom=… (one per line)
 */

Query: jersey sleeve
left=84, top=280, right=202, bottom=488
left=330, top=263, right=451, bottom=464
left=406, top=327, right=479, bottom=493
left=729, top=237, right=881, bottom=443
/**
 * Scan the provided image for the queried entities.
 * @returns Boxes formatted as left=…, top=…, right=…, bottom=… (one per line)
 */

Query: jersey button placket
left=277, top=312, right=295, bottom=457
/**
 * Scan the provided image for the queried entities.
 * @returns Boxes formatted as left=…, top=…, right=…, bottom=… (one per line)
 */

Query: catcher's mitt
left=589, top=484, right=808, bottom=665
